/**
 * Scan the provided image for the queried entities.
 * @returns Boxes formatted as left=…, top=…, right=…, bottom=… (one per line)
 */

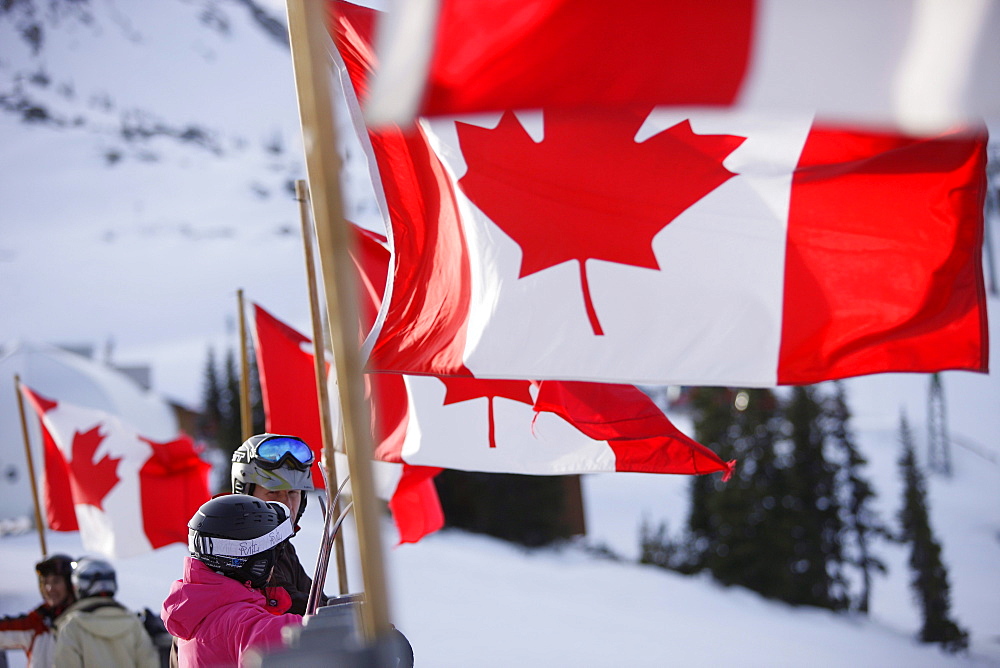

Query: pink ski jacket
left=161, top=557, right=300, bottom=667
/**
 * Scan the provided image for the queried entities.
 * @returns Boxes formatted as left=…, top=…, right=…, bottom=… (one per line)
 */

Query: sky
left=0, top=3, right=998, bottom=665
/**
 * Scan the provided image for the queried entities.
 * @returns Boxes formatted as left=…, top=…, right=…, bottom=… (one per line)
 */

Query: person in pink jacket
left=161, top=494, right=302, bottom=667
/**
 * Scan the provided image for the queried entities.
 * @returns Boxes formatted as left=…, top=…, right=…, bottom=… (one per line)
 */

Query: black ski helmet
left=71, top=558, right=117, bottom=598
left=35, top=553, right=76, bottom=603
left=188, top=494, right=293, bottom=589
left=35, top=553, right=74, bottom=578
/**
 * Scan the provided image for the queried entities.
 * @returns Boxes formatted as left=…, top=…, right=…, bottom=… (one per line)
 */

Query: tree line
left=640, top=383, right=967, bottom=653
left=196, top=346, right=263, bottom=490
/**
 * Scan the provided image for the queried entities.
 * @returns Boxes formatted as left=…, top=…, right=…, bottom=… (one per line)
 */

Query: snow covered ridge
left=0, top=0, right=299, bottom=175
left=0, top=1, right=379, bottom=407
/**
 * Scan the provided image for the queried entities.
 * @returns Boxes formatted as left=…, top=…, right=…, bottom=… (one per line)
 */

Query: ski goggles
left=251, top=435, right=316, bottom=471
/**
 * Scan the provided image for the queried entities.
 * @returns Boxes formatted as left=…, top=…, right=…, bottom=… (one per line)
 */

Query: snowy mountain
left=0, top=0, right=378, bottom=407
left=1, top=2, right=998, bottom=666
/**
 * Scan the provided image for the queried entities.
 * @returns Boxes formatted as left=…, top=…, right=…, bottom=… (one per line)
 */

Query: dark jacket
left=273, top=540, right=329, bottom=616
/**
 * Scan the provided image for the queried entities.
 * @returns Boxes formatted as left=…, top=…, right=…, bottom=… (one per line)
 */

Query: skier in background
left=0, top=554, right=77, bottom=668
left=54, top=557, right=158, bottom=668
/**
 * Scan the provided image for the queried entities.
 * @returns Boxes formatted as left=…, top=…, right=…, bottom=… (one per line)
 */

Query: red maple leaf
left=69, top=425, right=121, bottom=509
left=438, top=376, right=534, bottom=448
left=456, top=109, right=746, bottom=334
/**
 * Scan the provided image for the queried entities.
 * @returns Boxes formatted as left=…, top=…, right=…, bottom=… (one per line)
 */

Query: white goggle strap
left=190, top=518, right=294, bottom=558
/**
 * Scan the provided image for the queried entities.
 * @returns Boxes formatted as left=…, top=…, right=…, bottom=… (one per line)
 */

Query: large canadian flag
left=348, top=0, right=1000, bottom=135
left=20, top=385, right=211, bottom=558
left=255, top=226, right=731, bottom=483
left=332, top=5, right=990, bottom=388
left=353, top=226, right=733, bottom=478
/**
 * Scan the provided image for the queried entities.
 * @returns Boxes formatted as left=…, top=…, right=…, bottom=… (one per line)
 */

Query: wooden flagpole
left=237, top=288, right=253, bottom=442
left=297, top=178, right=350, bottom=596
left=14, top=374, right=48, bottom=557
left=285, top=0, right=391, bottom=639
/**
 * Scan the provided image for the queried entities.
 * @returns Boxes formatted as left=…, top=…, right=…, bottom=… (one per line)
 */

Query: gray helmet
left=231, top=433, right=316, bottom=495
left=71, top=558, right=117, bottom=598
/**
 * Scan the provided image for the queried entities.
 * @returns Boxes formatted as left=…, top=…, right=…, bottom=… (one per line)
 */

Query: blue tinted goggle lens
left=254, top=437, right=315, bottom=469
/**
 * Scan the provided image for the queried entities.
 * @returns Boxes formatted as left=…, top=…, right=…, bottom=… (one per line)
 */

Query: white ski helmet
left=71, top=558, right=117, bottom=598
left=231, top=433, right=316, bottom=496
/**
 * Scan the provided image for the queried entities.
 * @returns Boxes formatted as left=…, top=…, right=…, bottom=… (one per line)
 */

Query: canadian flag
left=395, top=375, right=733, bottom=477
left=332, top=6, right=990, bottom=387
left=20, top=385, right=211, bottom=558
left=347, top=0, right=1000, bottom=135
left=252, top=228, right=731, bottom=538
left=250, top=307, right=328, bottom=491
left=350, top=226, right=733, bottom=479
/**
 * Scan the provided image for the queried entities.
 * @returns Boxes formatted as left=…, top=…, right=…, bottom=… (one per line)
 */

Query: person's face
left=38, top=574, right=70, bottom=608
left=253, top=487, right=302, bottom=522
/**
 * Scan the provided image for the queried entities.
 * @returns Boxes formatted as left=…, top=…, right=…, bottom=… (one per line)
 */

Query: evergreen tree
left=897, top=413, right=969, bottom=653
left=682, top=385, right=857, bottom=610
left=685, top=387, right=736, bottom=572
left=639, top=517, right=681, bottom=570
left=217, top=347, right=243, bottom=460
left=826, top=381, right=886, bottom=613
left=687, top=387, right=796, bottom=601
left=198, top=346, right=258, bottom=492
left=197, top=347, right=223, bottom=443
left=783, top=385, right=847, bottom=610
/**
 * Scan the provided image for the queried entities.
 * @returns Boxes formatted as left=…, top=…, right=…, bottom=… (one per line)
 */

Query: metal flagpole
left=297, top=178, right=350, bottom=596
left=285, top=0, right=391, bottom=640
left=14, top=375, right=48, bottom=557
left=237, top=288, right=254, bottom=442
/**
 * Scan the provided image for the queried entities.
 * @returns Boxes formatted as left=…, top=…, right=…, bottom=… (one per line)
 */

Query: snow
left=1, top=2, right=998, bottom=666
left=2, top=414, right=998, bottom=667
left=3, top=355, right=999, bottom=665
